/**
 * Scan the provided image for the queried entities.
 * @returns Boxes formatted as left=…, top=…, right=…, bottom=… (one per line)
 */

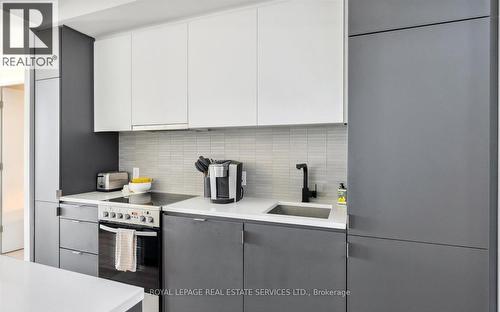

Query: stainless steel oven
left=98, top=222, right=161, bottom=291
left=98, top=204, right=162, bottom=312
left=97, top=193, right=195, bottom=312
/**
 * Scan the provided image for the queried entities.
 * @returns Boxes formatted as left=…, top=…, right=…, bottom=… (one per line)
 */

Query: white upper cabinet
left=94, top=34, right=132, bottom=132
left=188, top=8, right=258, bottom=128
left=93, top=0, right=345, bottom=131
left=257, top=0, right=345, bottom=126
left=131, top=23, right=188, bottom=130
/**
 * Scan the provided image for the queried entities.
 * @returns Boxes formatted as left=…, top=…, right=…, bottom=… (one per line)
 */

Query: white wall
left=0, top=69, right=24, bottom=87
left=1, top=86, right=24, bottom=253
left=24, top=70, right=33, bottom=262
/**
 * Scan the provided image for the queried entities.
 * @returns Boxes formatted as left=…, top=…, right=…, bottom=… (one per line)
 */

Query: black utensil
left=195, top=162, right=206, bottom=173
left=199, top=157, right=211, bottom=171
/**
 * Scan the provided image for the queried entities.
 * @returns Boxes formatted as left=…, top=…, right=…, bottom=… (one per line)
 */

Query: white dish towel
left=115, top=228, right=137, bottom=272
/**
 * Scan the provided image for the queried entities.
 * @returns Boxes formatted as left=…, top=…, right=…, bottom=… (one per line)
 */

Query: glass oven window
left=98, top=222, right=161, bottom=291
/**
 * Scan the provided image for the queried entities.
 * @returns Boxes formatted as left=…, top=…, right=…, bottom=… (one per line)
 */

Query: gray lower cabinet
left=244, top=223, right=346, bottom=312
left=59, top=218, right=98, bottom=254
left=59, top=203, right=98, bottom=223
left=349, top=0, right=490, bottom=35
left=348, top=18, right=491, bottom=248
left=347, top=235, right=489, bottom=312
left=57, top=202, right=99, bottom=276
left=34, top=201, right=60, bottom=267
left=59, top=248, right=98, bottom=276
left=162, top=215, right=243, bottom=312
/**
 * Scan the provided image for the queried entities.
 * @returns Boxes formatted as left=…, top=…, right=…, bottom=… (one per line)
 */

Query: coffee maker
left=208, top=161, right=243, bottom=204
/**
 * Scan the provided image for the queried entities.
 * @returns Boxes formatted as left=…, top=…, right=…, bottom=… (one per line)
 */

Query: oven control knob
left=124, top=214, right=131, bottom=220
left=102, top=211, right=109, bottom=217
left=147, top=216, right=154, bottom=223
left=109, top=212, right=116, bottom=218
left=117, top=213, right=123, bottom=219
left=139, top=216, right=146, bottom=222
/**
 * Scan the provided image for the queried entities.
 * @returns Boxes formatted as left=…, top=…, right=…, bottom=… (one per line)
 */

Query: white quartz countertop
left=60, top=191, right=124, bottom=205
left=0, top=256, right=143, bottom=312
left=163, top=196, right=347, bottom=230
left=60, top=192, right=347, bottom=230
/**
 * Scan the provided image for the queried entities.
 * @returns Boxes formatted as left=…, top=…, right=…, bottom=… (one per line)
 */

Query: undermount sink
left=267, top=204, right=331, bottom=219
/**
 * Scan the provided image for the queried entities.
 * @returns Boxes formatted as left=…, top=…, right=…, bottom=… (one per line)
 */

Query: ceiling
left=59, top=0, right=271, bottom=38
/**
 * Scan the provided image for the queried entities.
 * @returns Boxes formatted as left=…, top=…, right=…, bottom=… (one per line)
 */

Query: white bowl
left=128, top=182, right=152, bottom=193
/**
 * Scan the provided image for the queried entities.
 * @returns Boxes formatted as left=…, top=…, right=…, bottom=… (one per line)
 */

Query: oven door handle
left=99, top=224, right=158, bottom=237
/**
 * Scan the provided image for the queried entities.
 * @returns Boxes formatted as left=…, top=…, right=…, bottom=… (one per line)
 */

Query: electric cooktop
left=106, top=192, right=195, bottom=207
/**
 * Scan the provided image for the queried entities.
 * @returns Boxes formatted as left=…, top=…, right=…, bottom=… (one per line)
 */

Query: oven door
left=98, top=221, right=161, bottom=292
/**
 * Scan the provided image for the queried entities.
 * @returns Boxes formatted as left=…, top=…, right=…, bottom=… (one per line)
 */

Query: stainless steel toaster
left=97, top=171, right=129, bottom=192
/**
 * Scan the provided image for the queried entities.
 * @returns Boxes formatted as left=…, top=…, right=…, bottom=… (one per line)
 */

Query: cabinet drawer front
left=60, top=219, right=98, bottom=254
left=60, top=248, right=98, bottom=276
left=59, top=203, right=98, bottom=222
left=349, top=0, right=490, bottom=35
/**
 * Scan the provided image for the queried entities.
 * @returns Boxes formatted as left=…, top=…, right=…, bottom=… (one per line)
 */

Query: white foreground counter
left=0, top=256, right=143, bottom=312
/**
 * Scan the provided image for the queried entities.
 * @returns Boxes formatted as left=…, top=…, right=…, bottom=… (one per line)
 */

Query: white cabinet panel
left=258, top=0, right=344, bottom=126
left=94, top=34, right=132, bottom=132
left=35, top=28, right=60, bottom=80
left=132, top=23, right=188, bottom=128
left=34, top=78, right=59, bottom=202
left=188, top=9, right=257, bottom=128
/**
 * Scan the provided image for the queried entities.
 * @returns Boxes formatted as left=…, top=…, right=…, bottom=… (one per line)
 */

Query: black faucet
left=296, top=163, right=317, bottom=202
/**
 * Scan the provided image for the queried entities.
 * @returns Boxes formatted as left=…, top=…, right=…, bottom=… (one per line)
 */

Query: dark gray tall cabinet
left=34, top=26, right=118, bottom=267
left=348, top=1, right=497, bottom=311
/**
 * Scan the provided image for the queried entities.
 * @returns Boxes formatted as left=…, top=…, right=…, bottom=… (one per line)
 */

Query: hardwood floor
left=3, top=249, right=24, bottom=260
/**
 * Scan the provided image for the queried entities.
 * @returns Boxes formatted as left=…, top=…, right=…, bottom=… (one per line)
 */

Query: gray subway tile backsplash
left=119, top=124, right=347, bottom=203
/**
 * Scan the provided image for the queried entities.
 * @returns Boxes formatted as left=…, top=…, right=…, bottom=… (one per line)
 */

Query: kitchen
left=0, top=0, right=497, bottom=311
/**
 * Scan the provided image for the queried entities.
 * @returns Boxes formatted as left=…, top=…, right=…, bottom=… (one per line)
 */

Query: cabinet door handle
left=72, top=251, right=82, bottom=255
left=241, top=230, right=244, bottom=245
left=193, top=218, right=206, bottom=222
left=60, top=203, right=86, bottom=208
left=71, top=220, right=81, bottom=223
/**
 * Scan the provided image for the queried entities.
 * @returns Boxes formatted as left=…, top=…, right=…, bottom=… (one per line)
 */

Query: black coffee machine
left=208, top=161, right=243, bottom=204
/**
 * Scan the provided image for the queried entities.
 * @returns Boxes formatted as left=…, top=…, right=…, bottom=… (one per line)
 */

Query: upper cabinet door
left=349, top=0, right=490, bottom=36
left=257, top=0, right=344, bottom=126
left=132, top=23, right=188, bottom=129
left=188, top=9, right=257, bottom=128
left=35, top=78, right=60, bottom=202
left=94, top=34, right=132, bottom=132
left=348, top=19, right=491, bottom=248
